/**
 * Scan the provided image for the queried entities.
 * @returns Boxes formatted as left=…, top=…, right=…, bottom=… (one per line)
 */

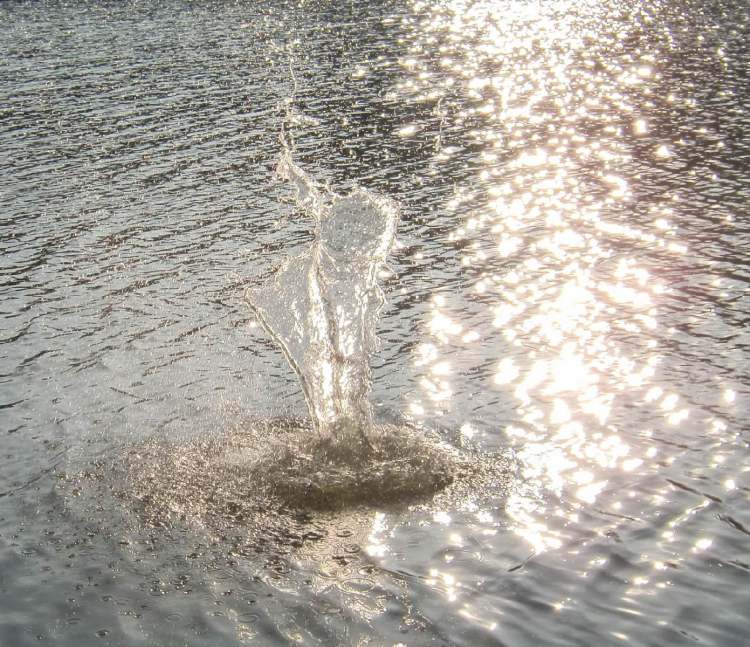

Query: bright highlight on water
left=2, top=0, right=749, bottom=644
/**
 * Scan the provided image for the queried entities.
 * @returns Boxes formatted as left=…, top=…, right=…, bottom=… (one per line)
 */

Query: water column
left=246, top=150, right=398, bottom=449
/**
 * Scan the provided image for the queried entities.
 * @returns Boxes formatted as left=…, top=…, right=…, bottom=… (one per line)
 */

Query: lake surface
left=2, top=0, right=750, bottom=645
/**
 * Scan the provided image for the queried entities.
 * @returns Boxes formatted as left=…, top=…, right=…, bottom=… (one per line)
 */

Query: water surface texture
left=2, top=0, right=750, bottom=645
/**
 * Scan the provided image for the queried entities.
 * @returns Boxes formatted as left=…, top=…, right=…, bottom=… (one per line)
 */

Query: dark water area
left=2, top=0, right=750, bottom=645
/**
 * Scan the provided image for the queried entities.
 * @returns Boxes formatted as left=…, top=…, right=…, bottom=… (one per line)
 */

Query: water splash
left=246, top=148, right=398, bottom=448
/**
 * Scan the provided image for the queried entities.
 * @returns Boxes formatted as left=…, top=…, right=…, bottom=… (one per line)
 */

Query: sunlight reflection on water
left=386, top=4, right=748, bottom=626
left=2, top=0, right=750, bottom=643
left=393, top=0, right=690, bottom=558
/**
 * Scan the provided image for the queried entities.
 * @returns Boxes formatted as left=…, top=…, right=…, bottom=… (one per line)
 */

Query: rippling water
left=2, top=0, right=750, bottom=645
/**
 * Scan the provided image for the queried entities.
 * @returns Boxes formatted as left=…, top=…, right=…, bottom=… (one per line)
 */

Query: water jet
left=241, top=149, right=464, bottom=507
left=246, top=149, right=398, bottom=452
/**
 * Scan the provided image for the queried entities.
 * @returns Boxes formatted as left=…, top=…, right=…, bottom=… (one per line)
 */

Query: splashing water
left=54, top=117, right=513, bottom=519
left=246, top=148, right=398, bottom=450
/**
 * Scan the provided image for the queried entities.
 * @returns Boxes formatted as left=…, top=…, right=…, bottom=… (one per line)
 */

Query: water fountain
left=240, top=145, right=460, bottom=509
left=68, top=137, right=474, bottom=541
left=246, top=148, right=397, bottom=452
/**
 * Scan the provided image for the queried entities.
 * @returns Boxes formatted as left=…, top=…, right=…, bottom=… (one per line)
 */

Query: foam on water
left=62, top=415, right=510, bottom=546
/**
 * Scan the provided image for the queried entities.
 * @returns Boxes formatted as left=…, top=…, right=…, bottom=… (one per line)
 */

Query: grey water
left=2, top=0, right=750, bottom=645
